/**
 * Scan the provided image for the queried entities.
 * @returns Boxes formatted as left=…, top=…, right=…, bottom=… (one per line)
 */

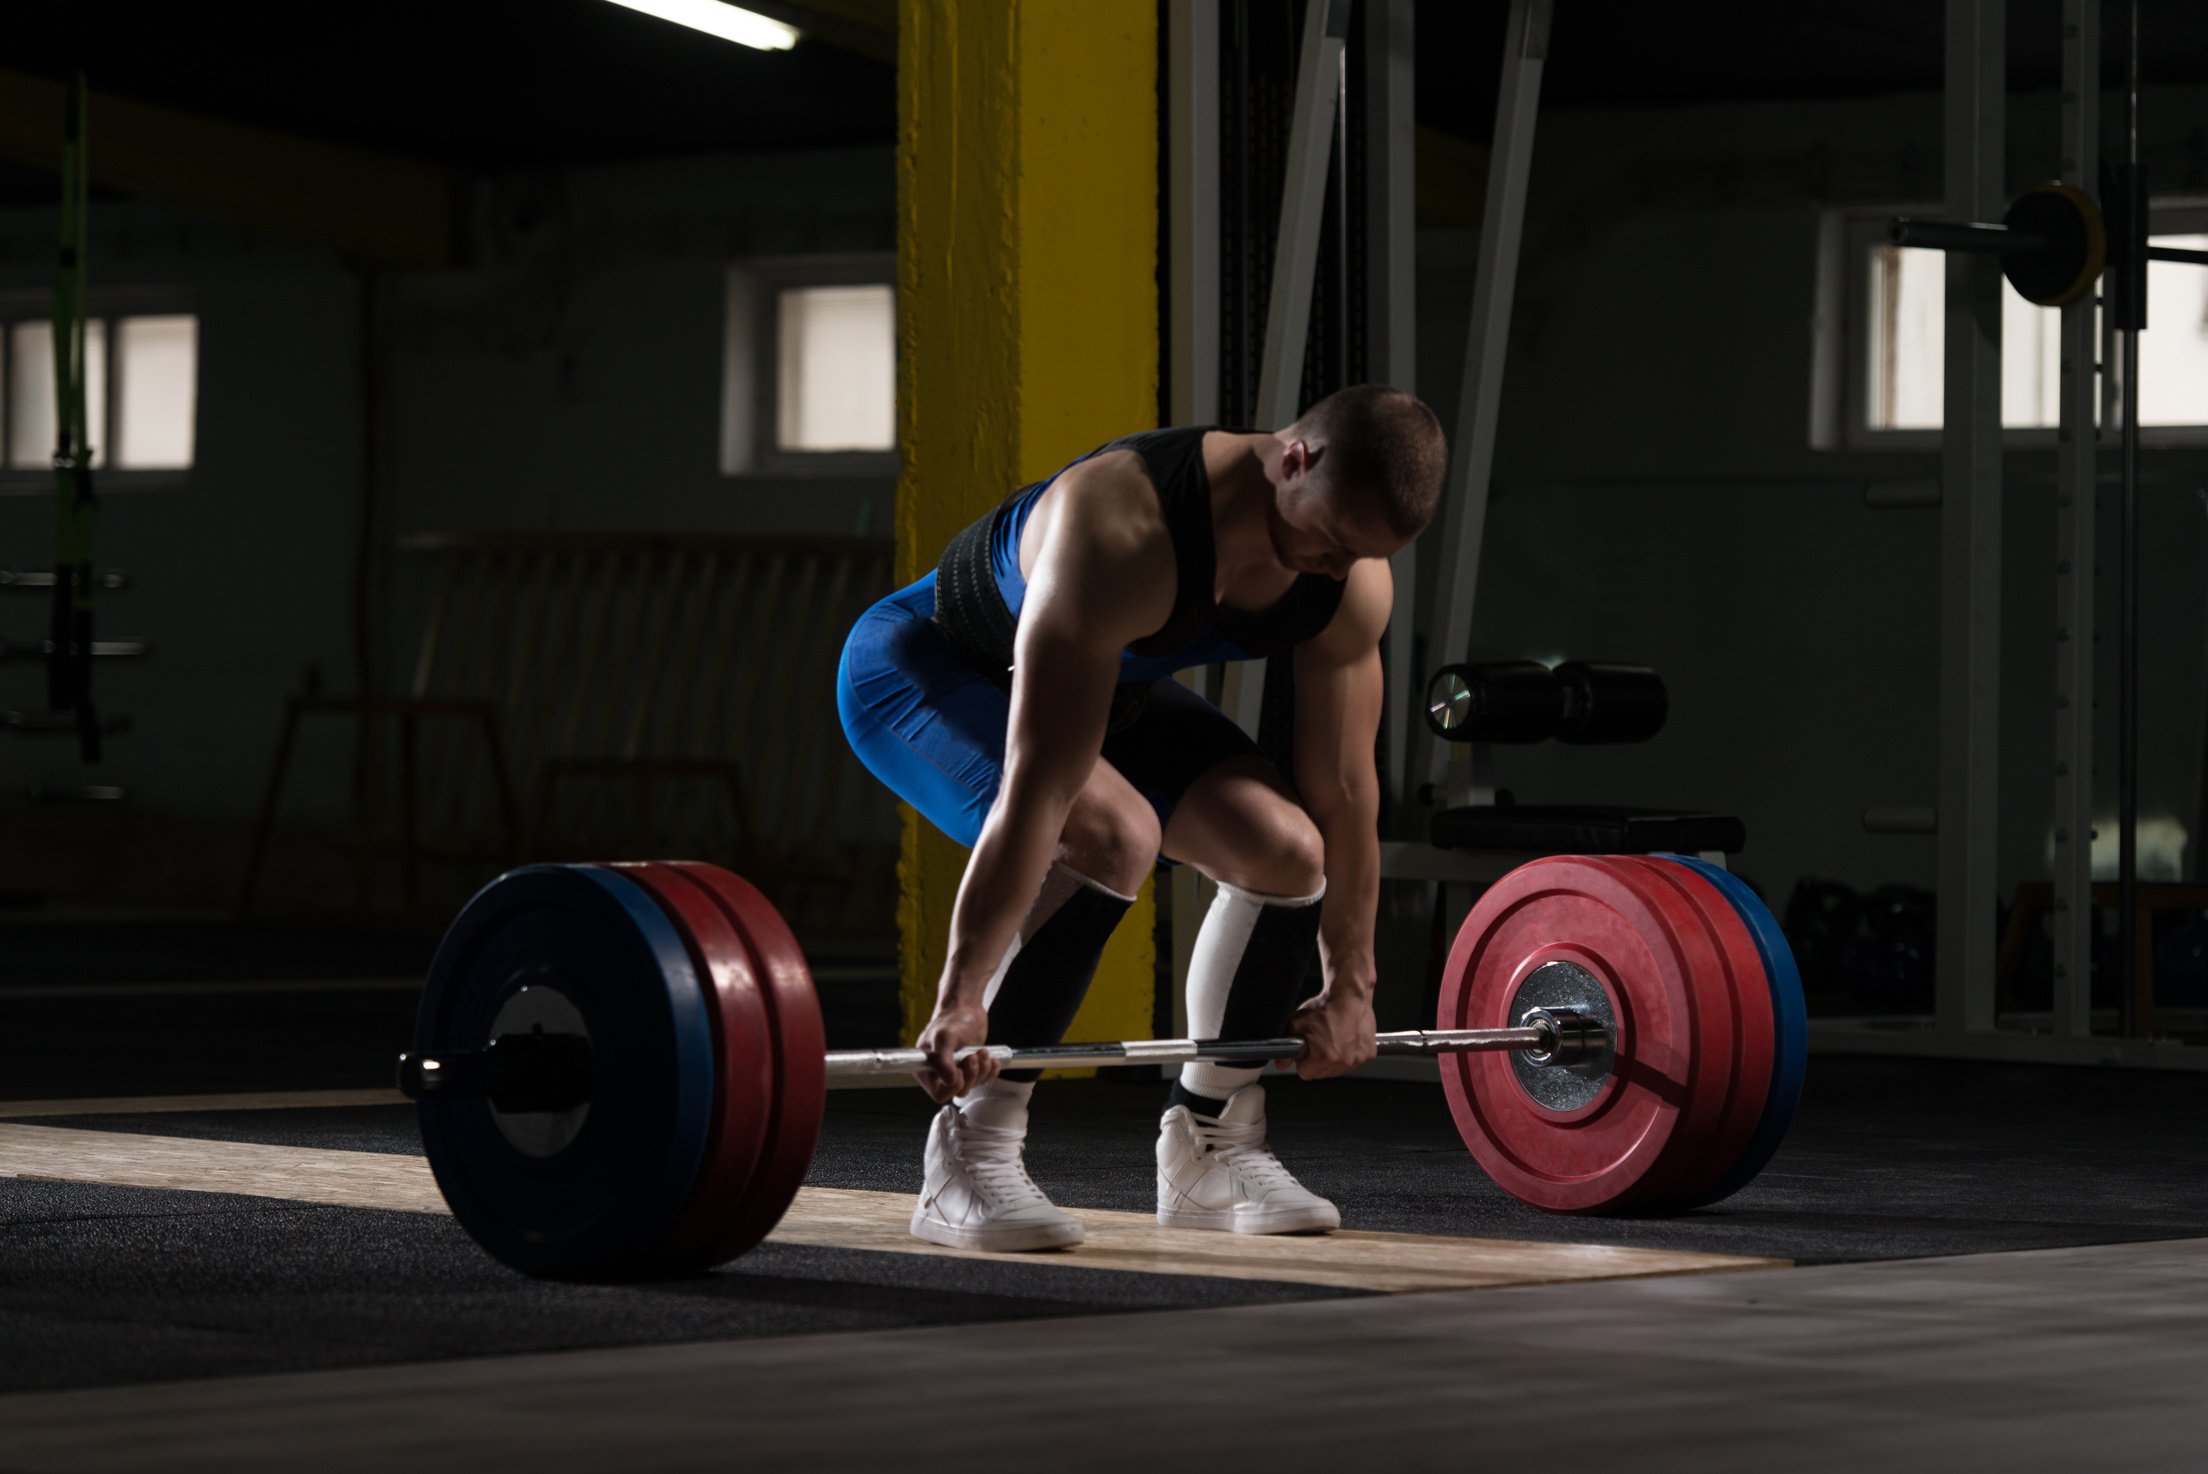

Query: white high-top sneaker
left=910, top=1084, right=1085, bottom=1252
left=1155, top=1083, right=1341, bottom=1234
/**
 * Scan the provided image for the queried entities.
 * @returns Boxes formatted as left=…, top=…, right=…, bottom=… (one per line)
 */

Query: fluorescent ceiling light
left=604, top=0, right=800, bottom=51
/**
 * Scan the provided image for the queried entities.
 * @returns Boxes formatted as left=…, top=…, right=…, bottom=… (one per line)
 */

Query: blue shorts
left=836, top=573, right=1259, bottom=850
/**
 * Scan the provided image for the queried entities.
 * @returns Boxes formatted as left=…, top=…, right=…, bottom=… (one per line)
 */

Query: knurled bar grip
left=823, top=1023, right=1565, bottom=1078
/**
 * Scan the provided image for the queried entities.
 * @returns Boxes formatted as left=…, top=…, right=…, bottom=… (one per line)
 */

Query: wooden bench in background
left=239, top=532, right=897, bottom=949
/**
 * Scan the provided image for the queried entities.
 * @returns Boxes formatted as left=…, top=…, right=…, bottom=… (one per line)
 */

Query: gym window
left=1, top=310, right=199, bottom=478
left=1816, top=204, right=2208, bottom=447
left=721, top=257, right=896, bottom=476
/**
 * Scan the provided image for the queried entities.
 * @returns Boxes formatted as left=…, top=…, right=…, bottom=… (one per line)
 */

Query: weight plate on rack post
left=1437, top=854, right=1739, bottom=1213
left=665, top=862, right=826, bottom=1263
left=413, top=864, right=716, bottom=1278
left=1618, top=856, right=1776, bottom=1208
left=611, top=862, right=777, bottom=1271
left=2002, top=181, right=2107, bottom=307
left=1655, top=854, right=1808, bottom=1204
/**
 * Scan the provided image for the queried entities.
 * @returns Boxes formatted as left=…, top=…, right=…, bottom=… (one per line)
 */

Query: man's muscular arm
left=913, top=461, right=1175, bottom=1102
left=1284, top=558, right=1393, bottom=1080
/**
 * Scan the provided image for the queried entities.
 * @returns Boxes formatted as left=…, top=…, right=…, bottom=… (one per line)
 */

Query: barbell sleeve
left=1886, top=217, right=2051, bottom=258
left=397, top=1031, right=594, bottom=1109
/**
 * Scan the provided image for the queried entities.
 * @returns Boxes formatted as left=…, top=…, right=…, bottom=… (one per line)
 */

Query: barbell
left=1889, top=181, right=2107, bottom=308
left=396, top=852, right=1807, bottom=1279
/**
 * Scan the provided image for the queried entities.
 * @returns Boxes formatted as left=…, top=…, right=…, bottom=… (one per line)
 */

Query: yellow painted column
left=895, top=0, right=1160, bottom=1049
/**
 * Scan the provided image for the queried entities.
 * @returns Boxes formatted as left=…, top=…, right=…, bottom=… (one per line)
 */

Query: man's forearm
left=1312, top=797, right=1382, bottom=1000
left=937, top=784, right=1070, bottom=1011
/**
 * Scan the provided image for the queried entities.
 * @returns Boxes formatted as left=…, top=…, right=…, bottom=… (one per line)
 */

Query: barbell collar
left=1519, top=1006, right=1604, bottom=1067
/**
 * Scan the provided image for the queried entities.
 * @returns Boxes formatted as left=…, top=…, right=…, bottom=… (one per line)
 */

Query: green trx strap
left=49, top=72, right=100, bottom=763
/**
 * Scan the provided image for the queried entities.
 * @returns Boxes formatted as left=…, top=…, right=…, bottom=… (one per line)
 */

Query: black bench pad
left=1429, top=804, right=1745, bottom=856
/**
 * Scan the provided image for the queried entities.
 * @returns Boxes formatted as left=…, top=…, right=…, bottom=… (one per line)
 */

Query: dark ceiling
left=1424, top=0, right=2208, bottom=136
left=3, top=0, right=2203, bottom=209
left=4, top=0, right=897, bottom=172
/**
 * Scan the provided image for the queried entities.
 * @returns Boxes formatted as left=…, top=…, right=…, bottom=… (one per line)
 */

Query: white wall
left=0, top=218, right=367, bottom=827
left=382, top=149, right=896, bottom=546
left=0, top=147, right=896, bottom=849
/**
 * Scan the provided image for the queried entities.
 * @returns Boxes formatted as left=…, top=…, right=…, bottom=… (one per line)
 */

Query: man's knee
left=1212, top=804, right=1324, bottom=899
left=1262, top=809, right=1326, bottom=897
left=1058, top=794, right=1161, bottom=895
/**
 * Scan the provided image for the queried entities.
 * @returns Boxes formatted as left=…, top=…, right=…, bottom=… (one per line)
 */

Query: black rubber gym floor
left=0, top=1176, right=1344, bottom=1394
left=6, top=921, right=2208, bottom=1395
left=7, top=1059, right=2208, bottom=1394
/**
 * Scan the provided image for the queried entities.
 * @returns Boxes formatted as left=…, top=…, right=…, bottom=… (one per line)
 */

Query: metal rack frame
left=1171, top=0, right=2203, bottom=1071
left=1805, top=0, right=2205, bottom=1069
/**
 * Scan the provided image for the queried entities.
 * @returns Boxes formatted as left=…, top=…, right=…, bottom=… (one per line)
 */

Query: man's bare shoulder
left=1022, top=450, right=1177, bottom=643
left=1045, top=450, right=1170, bottom=557
left=1305, top=558, right=1393, bottom=662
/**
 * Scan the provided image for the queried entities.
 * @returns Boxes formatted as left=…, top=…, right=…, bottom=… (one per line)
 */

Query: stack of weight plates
left=412, top=862, right=825, bottom=1279
left=1435, top=853, right=1808, bottom=1213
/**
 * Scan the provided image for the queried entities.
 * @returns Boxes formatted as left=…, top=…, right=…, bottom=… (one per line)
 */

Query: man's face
left=1267, top=446, right=1415, bottom=580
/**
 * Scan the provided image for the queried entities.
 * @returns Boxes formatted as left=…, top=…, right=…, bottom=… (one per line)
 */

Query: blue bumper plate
left=414, top=864, right=715, bottom=1278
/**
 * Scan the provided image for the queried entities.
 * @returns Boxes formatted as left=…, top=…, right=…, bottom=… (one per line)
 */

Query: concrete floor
left=2, top=1236, right=2200, bottom=1473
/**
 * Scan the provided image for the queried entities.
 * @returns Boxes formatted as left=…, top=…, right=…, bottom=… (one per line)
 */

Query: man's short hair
left=1289, top=385, right=1447, bottom=538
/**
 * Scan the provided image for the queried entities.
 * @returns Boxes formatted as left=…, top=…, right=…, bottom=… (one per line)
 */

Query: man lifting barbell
left=397, top=384, right=1803, bottom=1280
left=834, top=385, right=1448, bottom=1252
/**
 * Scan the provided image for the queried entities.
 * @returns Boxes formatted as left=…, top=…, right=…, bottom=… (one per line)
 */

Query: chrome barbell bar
left=401, top=1006, right=1607, bottom=1098
left=821, top=1008, right=1608, bottom=1078
left=399, top=1009, right=1611, bottom=1103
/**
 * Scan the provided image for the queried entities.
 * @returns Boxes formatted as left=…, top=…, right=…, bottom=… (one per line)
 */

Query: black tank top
left=933, top=425, right=1348, bottom=691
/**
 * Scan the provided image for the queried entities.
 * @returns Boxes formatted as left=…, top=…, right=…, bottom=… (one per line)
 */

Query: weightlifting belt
left=932, top=501, right=1152, bottom=735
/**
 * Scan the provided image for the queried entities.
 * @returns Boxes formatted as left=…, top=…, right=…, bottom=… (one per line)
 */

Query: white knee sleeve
left=1179, top=878, right=1325, bottom=1101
